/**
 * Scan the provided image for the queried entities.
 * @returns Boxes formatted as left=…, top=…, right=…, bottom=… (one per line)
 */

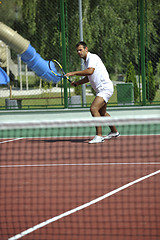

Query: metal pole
left=60, top=0, right=68, bottom=108
left=79, top=0, right=83, bottom=43
left=78, top=0, right=86, bottom=106
left=17, top=54, right=22, bottom=91
left=140, top=0, right=146, bottom=105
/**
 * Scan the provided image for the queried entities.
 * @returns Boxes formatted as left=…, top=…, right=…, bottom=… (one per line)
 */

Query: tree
left=0, top=0, right=18, bottom=25
left=1, top=0, right=160, bottom=106
left=146, top=0, right=160, bottom=69
left=83, top=0, right=139, bottom=74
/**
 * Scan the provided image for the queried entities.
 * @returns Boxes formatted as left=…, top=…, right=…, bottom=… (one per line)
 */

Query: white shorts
left=96, top=85, right=114, bottom=103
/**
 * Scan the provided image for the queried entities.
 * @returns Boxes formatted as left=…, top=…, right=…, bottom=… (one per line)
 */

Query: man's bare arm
left=65, top=67, right=94, bottom=77
left=71, top=76, right=89, bottom=87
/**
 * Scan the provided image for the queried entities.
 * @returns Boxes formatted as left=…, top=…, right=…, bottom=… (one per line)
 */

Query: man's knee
left=90, top=105, right=98, bottom=116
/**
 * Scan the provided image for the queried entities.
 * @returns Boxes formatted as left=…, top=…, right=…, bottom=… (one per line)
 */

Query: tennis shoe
left=104, top=132, right=120, bottom=140
left=89, top=135, right=104, bottom=144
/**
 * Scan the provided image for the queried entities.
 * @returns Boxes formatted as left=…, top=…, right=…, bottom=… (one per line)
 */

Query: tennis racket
left=48, top=59, right=72, bottom=83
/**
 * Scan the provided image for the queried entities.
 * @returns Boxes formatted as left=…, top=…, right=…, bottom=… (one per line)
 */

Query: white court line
left=1, top=162, right=160, bottom=168
left=1, top=134, right=160, bottom=141
left=8, top=169, right=160, bottom=240
left=0, top=138, right=23, bottom=144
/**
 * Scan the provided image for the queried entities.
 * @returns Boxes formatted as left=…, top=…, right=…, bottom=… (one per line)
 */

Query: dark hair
left=76, top=41, right=87, bottom=48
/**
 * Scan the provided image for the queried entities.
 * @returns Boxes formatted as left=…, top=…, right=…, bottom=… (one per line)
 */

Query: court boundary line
left=0, top=138, right=23, bottom=144
left=1, top=134, right=160, bottom=141
left=8, top=169, right=160, bottom=240
left=1, top=162, right=160, bottom=168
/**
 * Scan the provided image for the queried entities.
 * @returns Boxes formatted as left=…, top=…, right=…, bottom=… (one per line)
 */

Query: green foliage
left=0, top=0, right=19, bottom=25
left=43, top=81, right=49, bottom=90
left=42, top=81, right=53, bottom=91
left=126, top=62, right=139, bottom=102
left=88, top=0, right=138, bottom=73
left=1, top=0, right=160, bottom=106
left=155, top=58, right=160, bottom=89
left=146, top=61, right=156, bottom=103
left=49, top=81, right=53, bottom=89
left=1, top=0, right=160, bottom=77
left=74, top=79, right=82, bottom=96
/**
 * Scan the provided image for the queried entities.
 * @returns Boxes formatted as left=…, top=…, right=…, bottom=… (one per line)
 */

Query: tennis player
left=65, top=41, right=120, bottom=144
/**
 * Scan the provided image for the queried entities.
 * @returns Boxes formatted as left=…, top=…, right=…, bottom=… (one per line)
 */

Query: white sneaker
left=89, top=135, right=104, bottom=144
left=104, top=132, right=120, bottom=140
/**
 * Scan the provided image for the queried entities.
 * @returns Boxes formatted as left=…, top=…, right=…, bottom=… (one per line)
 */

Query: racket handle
left=67, top=78, right=72, bottom=83
left=64, top=76, right=71, bottom=83
left=65, top=77, right=76, bottom=86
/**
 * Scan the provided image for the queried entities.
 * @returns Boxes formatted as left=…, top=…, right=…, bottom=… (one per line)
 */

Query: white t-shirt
left=84, top=52, right=113, bottom=94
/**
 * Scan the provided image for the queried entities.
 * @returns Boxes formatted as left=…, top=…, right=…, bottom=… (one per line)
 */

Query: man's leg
left=90, top=96, right=106, bottom=136
left=99, top=104, right=118, bottom=133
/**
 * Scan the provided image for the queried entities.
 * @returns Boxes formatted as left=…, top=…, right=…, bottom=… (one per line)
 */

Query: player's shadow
left=28, top=138, right=90, bottom=143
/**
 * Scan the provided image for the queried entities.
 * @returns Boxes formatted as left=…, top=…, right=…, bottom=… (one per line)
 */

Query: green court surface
left=0, top=106, right=160, bottom=138
left=1, top=124, right=160, bottom=139
left=0, top=106, right=160, bottom=122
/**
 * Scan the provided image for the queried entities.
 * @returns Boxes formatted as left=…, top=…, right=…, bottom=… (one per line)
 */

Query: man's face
left=76, top=45, right=88, bottom=60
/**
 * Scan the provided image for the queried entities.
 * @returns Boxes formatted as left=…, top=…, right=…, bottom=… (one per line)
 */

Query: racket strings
left=49, top=60, right=71, bottom=82
left=53, top=62, right=64, bottom=76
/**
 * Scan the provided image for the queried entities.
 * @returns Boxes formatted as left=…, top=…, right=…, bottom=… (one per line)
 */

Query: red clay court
left=0, top=115, right=160, bottom=240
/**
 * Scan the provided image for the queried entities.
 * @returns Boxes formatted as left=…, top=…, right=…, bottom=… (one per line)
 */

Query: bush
left=126, top=62, right=139, bottom=102
left=155, top=58, right=160, bottom=90
left=146, top=60, right=156, bottom=103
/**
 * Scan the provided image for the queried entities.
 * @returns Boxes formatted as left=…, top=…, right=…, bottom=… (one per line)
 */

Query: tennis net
left=0, top=116, right=160, bottom=240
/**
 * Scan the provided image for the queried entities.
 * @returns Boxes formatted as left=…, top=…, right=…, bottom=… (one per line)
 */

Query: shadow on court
left=26, top=138, right=91, bottom=143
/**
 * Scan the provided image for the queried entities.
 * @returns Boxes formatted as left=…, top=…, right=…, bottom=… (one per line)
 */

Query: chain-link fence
left=0, top=0, right=160, bottom=109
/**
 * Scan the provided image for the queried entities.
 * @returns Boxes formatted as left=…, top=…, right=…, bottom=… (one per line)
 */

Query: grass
left=0, top=74, right=160, bottom=109
left=1, top=88, right=160, bottom=110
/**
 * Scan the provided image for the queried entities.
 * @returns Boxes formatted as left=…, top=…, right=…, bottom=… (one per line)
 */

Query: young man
left=65, top=41, right=119, bottom=144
